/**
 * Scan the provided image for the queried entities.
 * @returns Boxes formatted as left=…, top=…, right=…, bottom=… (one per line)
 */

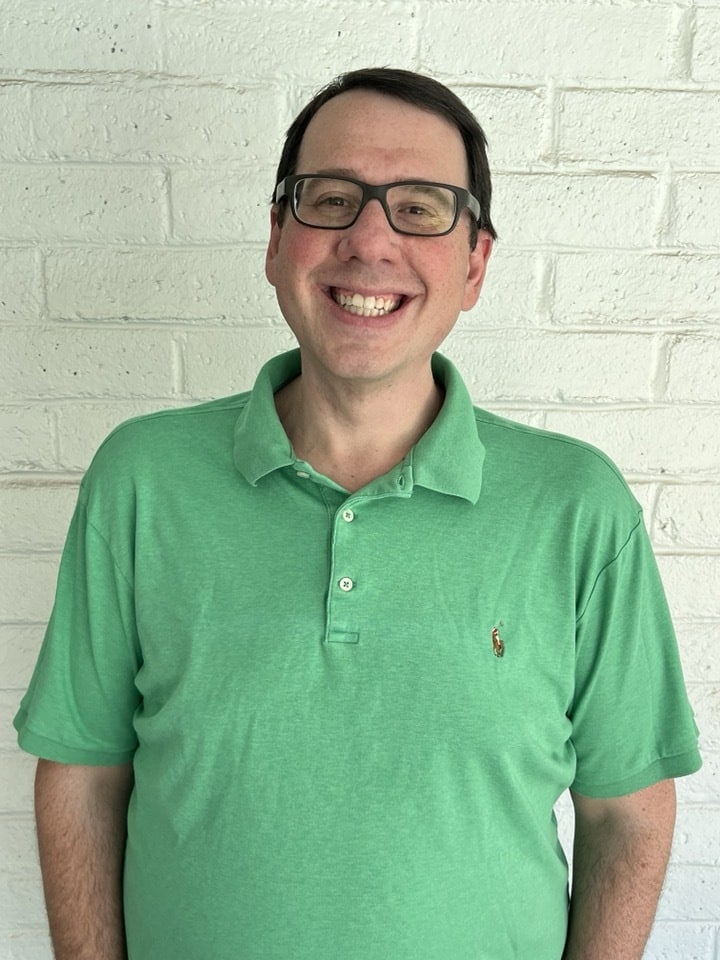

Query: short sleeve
left=14, top=488, right=141, bottom=765
left=570, top=516, right=701, bottom=798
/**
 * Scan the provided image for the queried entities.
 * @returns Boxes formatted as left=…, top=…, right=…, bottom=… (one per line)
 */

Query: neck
left=275, top=366, right=443, bottom=492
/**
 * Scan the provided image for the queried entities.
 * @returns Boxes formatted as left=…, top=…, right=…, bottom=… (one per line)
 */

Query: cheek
left=267, top=225, right=318, bottom=290
left=269, top=234, right=330, bottom=326
left=434, top=249, right=474, bottom=305
left=283, top=225, right=332, bottom=270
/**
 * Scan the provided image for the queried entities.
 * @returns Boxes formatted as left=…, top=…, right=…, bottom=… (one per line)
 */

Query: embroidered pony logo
left=491, top=626, right=505, bottom=658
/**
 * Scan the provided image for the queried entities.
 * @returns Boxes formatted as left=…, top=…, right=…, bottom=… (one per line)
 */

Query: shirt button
left=342, top=509, right=355, bottom=523
left=338, top=577, right=354, bottom=592
left=296, top=470, right=310, bottom=479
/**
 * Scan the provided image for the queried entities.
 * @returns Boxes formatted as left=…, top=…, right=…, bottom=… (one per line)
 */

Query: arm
left=35, top=759, right=134, bottom=960
left=562, top=779, right=676, bottom=960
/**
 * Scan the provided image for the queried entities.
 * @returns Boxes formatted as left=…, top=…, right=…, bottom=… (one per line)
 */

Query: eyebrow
left=301, top=169, right=455, bottom=188
left=305, top=167, right=362, bottom=179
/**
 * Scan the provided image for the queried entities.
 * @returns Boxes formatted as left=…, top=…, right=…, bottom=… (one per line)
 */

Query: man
left=15, top=68, right=700, bottom=960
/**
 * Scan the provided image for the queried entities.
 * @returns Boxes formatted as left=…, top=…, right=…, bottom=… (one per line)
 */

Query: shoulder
left=95, top=392, right=248, bottom=458
left=436, top=353, right=633, bottom=510
left=475, top=408, right=627, bottom=483
left=473, top=408, right=639, bottom=520
left=79, top=392, right=251, bottom=502
left=99, top=392, right=250, bottom=451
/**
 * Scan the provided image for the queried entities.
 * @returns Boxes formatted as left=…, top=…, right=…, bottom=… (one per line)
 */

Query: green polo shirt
left=15, top=350, right=700, bottom=960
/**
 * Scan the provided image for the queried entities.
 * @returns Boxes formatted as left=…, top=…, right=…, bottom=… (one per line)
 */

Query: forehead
left=296, top=89, right=469, bottom=186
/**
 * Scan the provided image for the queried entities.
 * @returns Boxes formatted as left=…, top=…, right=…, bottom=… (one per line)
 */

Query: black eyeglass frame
left=273, top=174, right=483, bottom=237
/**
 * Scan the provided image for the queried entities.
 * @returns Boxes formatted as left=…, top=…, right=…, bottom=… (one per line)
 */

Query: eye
left=296, top=180, right=361, bottom=222
left=315, top=192, right=355, bottom=209
left=400, top=202, right=438, bottom=219
left=389, top=185, right=456, bottom=231
left=393, top=200, right=446, bottom=230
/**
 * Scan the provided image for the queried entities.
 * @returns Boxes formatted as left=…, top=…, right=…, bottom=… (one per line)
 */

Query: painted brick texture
left=1, top=1, right=718, bottom=958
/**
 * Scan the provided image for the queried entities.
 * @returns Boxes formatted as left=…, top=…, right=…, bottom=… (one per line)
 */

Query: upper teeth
left=334, top=290, right=401, bottom=317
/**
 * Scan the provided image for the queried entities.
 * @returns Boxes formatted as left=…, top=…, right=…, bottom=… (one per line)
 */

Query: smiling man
left=15, top=68, right=700, bottom=960
left=265, top=89, right=491, bottom=493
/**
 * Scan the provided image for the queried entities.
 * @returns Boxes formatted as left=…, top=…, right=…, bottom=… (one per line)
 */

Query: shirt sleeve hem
left=571, top=747, right=703, bottom=799
left=15, top=720, right=136, bottom=767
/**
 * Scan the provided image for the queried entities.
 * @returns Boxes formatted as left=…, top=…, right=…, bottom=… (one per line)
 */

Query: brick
left=456, top=250, right=538, bottom=330
left=170, top=165, right=273, bottom=243
left=551, top=252, right=720, bottom=326
left=0, top=407, right=55, bottom=472
left=45, top=246, right=275, bottom=322
left=627, top=482, right=654, bottom=518
left=693, top=7, right=720, bottom=82
left=0, top=869, right=46, bottom=930
left=673, top=175, right=720, bottom=249
left=0, top=249, right=42, bottom=323
left=0, top=749, right=35, bottom=811
left=659, top=863, right=720, bottom=921
left=676, top=777, right=703, bottom=810
left=494, top=173, right=656, bottom=248
left=30, top=81, right=279, bottom=164
left=3, top=936, right=53, bottom=960
left=667, top=335, right=720, bottom=402
left=657, top=556, right=720, bottom=621
left=55, top=400, right=185, bottom=471
left=558, top=90, right=720, bottom=169
left=672, top=805, right=720, bottom=865
left=184, top=327, right=298, bottom=399
left=0, top=86, right=33, bottom=160
left=0, top=625, right=46, bottom=689
left=0, top=557, right=58, bottom=623
left=680, top=751, right=720, bottom=804
left=689, top=684, right=720, bottom=751
left=0, top=693, right=26, bottom=749
left=0, top=818, right=37, bottom=876
left=0, top=328, right=177, bottom=401
left=445, top=331, right=655, bottom=402
left=0, top=165, right=165, bottom=243
left=455, top=86, right=547, bottom=168
left=0, top=483, right=78, bottom=552
left=644, top=921, right=716, bottom=959
left=422, top=2, right=673, bottom=82
left=0, top=0, right=159, bottom=73
left=673, top=621, right=720, bottom=682
left=654, top=484, right=720, bottom=550
left=542, top=408, right=720, bottom=476
left=161, top=3, right=415, bottom=81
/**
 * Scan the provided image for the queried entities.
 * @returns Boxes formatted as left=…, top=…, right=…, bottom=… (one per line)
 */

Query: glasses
left=273, top=175, right=481, bottom=237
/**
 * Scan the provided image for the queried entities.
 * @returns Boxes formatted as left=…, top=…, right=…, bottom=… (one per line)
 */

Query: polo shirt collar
left=413, top=353, right=485, bottom=503
left=233, top=351, right=299, bottom=484
left=233, top=349, right=485, bottom=503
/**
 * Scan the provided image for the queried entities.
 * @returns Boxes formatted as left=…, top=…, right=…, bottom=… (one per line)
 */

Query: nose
left=336, top=197, right=399, bottom=263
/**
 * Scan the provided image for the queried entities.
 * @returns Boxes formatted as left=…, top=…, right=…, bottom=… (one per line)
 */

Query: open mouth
left=331, top=288, right=404, bottom=318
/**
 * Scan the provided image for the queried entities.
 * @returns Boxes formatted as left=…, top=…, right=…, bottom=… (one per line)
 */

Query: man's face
left=265, top=90, right=492, bottom=390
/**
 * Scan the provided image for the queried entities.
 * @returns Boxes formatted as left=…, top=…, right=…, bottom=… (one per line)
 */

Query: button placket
left=336, top=504, right=357, bottom=593
left=325, top=500, right=363, bottom=643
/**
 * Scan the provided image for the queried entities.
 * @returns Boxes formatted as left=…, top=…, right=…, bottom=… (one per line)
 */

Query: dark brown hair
left=273, top=67, right=496, bottom=247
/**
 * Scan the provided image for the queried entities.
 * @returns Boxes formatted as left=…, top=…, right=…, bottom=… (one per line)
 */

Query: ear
left=265, top=205, right=282, bottom=287
left=461, top=232, right=493, bottom=312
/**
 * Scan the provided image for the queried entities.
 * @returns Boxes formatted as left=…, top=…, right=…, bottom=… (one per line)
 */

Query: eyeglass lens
left=293, top=177, right=458, bottom=235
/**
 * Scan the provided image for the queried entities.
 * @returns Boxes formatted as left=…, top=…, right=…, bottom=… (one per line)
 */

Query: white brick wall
left=1, top=1, right=718, bottom=957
